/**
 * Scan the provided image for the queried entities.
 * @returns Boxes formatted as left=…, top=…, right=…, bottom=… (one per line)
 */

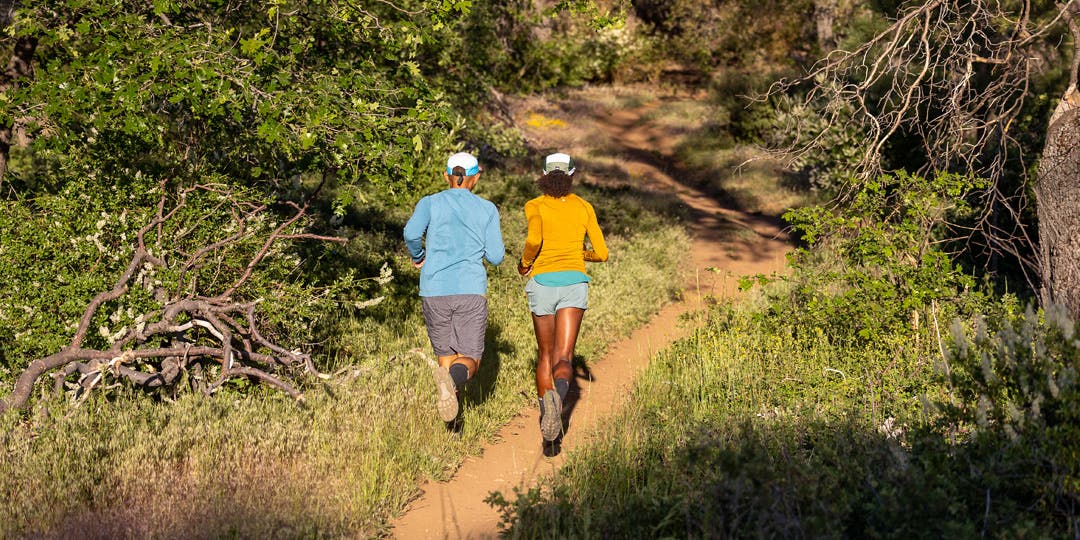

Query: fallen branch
left=1, top=184, right=345, bottom=413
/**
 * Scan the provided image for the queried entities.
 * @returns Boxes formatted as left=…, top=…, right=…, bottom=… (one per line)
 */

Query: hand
left=517, top=261, right=531, bottom=276
left=413, top=259, right=425, bottom=268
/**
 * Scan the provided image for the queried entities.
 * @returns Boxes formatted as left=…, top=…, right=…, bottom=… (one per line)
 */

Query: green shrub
left=462, top=1, right=647, bottom=92
left=764, top=90, right=868, bottom=193
left=632, top=0, right=815, bottom=72
left=778, top=171, right=986, bottom=344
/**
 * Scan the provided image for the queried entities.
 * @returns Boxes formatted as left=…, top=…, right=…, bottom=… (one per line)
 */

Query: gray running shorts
left=524, top=279, right=589, bottom=316
left=421, top=294, right=488, bottom=360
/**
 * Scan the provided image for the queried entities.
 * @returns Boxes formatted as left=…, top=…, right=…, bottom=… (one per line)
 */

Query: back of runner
left=404, top=152, right=505, bottom=423
left=517, top=153, right=609, bottom=442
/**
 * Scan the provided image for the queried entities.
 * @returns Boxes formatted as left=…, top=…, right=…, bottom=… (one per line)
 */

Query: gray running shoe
left=432, top=366, right=459, bottom=422
left=540, top=389, right=563, bottom=441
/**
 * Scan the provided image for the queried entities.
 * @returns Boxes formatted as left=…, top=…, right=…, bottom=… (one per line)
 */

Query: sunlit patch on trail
left=524, top=112, right=567, bottom=129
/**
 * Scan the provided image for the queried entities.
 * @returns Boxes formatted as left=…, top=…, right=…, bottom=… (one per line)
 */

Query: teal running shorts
left=524, top=278, right=589, bottom=316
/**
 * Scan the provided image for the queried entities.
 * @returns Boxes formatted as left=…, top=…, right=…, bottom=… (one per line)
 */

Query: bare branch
left=1, top=185, right=346, bottom=412
left=766, top=0, right=1079, bottom=290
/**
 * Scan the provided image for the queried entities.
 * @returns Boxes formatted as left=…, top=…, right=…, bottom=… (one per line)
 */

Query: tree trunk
left=1036, top=5, right=1080, bottom=319
left=814, top=0, right=837, bottom=52
left=1036, top=89, right=1080, bottom=318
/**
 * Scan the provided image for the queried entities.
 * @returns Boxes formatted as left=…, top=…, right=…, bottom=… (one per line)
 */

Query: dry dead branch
left=765, top=0, right=1080, bottom=307
left=0, top=185, right=346, bottom=413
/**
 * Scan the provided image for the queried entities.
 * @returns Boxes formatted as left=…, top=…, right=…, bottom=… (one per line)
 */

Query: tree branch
left=1, top=185, right=345, bottom=413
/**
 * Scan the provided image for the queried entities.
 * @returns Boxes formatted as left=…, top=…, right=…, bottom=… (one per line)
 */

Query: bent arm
left=583, top=202, right=608, bottom=262
left=520, top=202, right=543, bottom=267
left=485, top=210, right=505, bottom=265
left=402, top=198, right=430, bottom=263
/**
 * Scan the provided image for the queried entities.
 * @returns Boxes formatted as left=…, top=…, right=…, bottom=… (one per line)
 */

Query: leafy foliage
left=764, top=91, right=868, bottom=193
left=631, top=0, right=816, bottom=72
left=460, top=0, right=642, bottom=91
left=933, top=302, right=1080, bottom=520
left=779, top=171, right=984, bottom=343
left=4, top=0, right=475, bottom=201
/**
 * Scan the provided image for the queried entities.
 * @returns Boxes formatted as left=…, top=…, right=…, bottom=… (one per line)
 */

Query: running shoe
left=539, top=389, right=563, bottom=441
left=432, top=366, right=459, bottom=422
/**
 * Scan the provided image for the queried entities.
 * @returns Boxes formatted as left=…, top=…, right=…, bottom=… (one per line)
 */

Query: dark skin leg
left=532, top=307, right=584, bottom=397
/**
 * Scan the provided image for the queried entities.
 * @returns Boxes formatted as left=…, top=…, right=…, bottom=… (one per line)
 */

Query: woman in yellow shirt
left=517, top=153, right=608, bottom=442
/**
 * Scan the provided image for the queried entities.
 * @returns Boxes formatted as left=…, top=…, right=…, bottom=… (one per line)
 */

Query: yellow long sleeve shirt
left=520, top=193, right=609, bottom=276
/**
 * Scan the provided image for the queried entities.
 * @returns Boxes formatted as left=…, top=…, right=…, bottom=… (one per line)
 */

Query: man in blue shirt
left=404, top=152, right=505, bottom=423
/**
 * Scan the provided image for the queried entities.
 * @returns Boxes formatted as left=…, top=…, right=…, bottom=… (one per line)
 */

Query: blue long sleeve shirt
left=403, top=188, right=505, bottom=297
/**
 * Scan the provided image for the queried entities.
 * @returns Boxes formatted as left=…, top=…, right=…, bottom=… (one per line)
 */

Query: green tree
left=0, top=0, right=474, bottom=197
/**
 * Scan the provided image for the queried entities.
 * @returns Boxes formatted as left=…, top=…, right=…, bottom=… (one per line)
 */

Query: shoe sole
left=540, top=390, right=562, bottom=441
left=432, top=366, right=459, bottom=422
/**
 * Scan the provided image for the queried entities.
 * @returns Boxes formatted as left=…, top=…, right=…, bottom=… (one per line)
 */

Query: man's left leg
left=423, top=297, right=464, bottom=423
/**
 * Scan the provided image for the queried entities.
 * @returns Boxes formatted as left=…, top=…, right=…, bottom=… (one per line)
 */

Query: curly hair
left=536, top=171, right=573, bottom=198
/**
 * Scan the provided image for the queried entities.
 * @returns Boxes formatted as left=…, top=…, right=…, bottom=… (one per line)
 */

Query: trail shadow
left=574, top=169, right=788, bottom=271
left=559, top=354, right=593, bottom=438
left=569, top=151, right=791, bottom=267
left=444, top=415, right=464, bottom=434
left=594, top=142, right=788, bottom=229
left=542, top=437, right=562, bottom=457
left=530, top=91, right=804, bottom=239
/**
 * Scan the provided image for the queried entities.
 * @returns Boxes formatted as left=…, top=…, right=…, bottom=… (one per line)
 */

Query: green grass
left=494, top=284, right=1079, bottom=539
left=0, top=169, right=689, bottom=539
left=489, top=296, right=934, bottom=537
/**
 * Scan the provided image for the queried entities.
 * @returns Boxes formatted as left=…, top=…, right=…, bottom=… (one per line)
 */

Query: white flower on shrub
left=878, top=416, right=903, bottom=439
left=375, top=262, right=393, bottom=285
left=107, top=326, right=128, bottom=345
left=354, top=296, right=384, bottom=310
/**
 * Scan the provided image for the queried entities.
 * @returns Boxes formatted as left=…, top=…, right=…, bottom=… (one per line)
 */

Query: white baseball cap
left=543, top=153, right=575, bottom=175
left=446, top=152, right=480, bottom=176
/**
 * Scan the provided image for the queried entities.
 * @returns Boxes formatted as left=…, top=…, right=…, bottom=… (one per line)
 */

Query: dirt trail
left=390, top=88, right=792, bottom=539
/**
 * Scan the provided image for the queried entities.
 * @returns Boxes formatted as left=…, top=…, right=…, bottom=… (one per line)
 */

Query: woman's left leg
left=548, top=306, right=584, bottom=409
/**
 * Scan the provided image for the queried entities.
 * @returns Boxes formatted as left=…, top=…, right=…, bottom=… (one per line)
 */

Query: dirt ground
left=389, top=85, right=793, bottom=539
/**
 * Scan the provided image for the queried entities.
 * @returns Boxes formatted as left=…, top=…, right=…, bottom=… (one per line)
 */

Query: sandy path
left=390, top=90, right=792, bottom=539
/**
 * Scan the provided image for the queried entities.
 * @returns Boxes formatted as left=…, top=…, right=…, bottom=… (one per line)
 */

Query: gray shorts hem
left=421, top=294, right=487, bottom=359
